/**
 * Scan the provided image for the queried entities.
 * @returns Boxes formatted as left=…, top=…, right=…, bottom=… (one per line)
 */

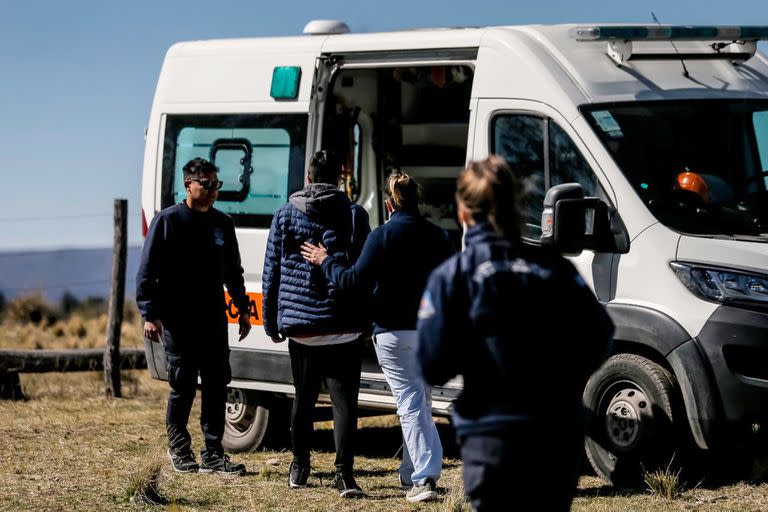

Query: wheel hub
left=604, top=388, right=649, bottom=451
left=226, top=388, right=246, bottom=423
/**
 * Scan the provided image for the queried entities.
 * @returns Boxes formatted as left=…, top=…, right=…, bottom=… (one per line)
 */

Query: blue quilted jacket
left=262, top=184, right=370, bottom=339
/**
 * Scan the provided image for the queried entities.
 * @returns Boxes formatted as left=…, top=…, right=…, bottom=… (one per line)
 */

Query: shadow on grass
left=310, top=420, right=460, bottom=460
left=574, top=483, right=647, bottom=499
left=167, top=496, right=220, bottom=508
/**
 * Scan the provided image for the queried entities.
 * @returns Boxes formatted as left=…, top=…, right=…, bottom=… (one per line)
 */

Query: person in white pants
left=301, top=170, right=455, bottom=502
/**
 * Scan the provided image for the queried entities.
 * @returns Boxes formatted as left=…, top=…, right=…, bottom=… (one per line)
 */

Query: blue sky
left=1, top=0, right=766, bottom=251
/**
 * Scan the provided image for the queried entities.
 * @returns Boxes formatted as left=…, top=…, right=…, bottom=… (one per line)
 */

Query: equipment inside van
left=141, top=21, right=768, bottom=485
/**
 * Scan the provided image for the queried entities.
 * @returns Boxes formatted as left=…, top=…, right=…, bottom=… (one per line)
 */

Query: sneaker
left=167, top=448, right=199, bottom=473
left=199, top=453, right=246, bottom=476
left=334, top=470, right=364, bottom=498
left=289, top=461, right=310, bottom=489
left=406, top=479, right=438, bottom=503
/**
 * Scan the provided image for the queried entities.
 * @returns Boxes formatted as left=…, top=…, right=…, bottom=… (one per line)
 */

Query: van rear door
left=148, top=39, right=321, bottom=361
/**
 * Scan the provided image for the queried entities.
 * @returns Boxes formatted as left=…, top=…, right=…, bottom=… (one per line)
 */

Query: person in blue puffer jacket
left=262, top=149, right=370, bottom=498
left=417, top=155, right=614, bottom=512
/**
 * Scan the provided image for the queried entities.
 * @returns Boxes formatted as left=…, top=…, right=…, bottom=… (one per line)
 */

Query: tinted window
left=584, top=101, right=768, bottom=237
left=549, top=121, right=598, bottom=196
left=162, top=114, right=307, bottom=228
left=492, top=115, right=545, bottom=239
left=754, top=111, right=768, bottom=188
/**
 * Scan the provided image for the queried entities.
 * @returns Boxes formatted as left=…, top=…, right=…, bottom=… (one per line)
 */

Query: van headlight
left=670, top=262, right=768, bottom=305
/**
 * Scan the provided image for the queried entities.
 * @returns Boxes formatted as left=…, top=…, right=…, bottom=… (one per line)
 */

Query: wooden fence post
left=105, top=198, right=127, bottom=398
left=0, top=369, right=24, bottom=400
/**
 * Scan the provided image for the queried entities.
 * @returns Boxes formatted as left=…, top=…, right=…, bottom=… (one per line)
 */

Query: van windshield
left=582, top=100, right=768, bottom=240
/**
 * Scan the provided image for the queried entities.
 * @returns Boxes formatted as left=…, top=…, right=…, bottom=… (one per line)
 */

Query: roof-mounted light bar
left=574, top=25, right=768, bottom=66
left=574, top=25, right=768, bottom=42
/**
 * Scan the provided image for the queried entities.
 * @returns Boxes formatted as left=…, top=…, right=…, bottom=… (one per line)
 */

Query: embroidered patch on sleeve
left=417, top=291, right=436, bottom=320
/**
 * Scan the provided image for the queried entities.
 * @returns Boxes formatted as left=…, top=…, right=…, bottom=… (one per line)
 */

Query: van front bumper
left=693, top=303, right=768, bottom=450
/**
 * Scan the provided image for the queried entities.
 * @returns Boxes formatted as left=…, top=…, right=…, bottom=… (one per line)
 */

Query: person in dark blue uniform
left=417, top=155, right=614, bottom=511
left=136, top=157, right=252, bottom=475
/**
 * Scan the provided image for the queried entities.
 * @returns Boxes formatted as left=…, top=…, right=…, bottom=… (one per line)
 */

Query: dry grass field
left=3, top=372, right=768, bottom=511
left=3, top=294, right=768, bottom=511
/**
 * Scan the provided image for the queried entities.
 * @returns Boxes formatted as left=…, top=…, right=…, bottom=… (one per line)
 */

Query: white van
left=141, top=21, right=768, bottom=484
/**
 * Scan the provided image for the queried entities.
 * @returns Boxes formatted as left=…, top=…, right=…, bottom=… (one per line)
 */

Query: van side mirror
left=541, top=183, right=587, bottom=255
left=541, top=183, right=630, bottom=255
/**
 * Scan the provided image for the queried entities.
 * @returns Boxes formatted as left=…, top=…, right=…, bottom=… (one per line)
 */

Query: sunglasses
left=187, top=178, right=224, bottom=190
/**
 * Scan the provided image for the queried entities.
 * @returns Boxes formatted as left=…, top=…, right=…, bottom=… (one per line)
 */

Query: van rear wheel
left=583, top=353, right=678, bottom=487
left=223, top=388, right=290, bottom=452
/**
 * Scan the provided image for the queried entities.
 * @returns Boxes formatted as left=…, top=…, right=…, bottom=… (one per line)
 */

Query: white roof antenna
left=303, top=20, right=350, bottom=35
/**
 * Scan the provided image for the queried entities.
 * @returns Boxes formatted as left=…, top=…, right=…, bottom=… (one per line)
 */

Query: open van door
left=310, top=48, right=478, bottom=410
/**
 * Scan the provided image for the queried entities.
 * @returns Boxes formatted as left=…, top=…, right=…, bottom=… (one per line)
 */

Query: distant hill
left=0, top=247, right=142, bottom=302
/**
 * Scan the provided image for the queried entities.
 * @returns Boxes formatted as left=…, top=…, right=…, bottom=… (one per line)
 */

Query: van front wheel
left=583, top=353, right=678, bottom=487
left=223, top=388, right=290, bottom=452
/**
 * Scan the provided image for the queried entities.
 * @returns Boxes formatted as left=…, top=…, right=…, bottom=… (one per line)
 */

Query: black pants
left=163, top=324, right=231, bottom=457
left=288, top=338, right=362, bottom=470
left=460, top=425, right=582, bottom=512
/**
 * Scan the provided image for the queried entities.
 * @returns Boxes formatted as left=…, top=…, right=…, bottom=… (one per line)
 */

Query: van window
left=492, top=115, right=602, bottom=240
left=492, top=115, right=545, bottom=240
left=754, top=111, right=768, bottom=185
left=162, top=114, right=307, bottom=228
left=549, top=121, right=598, bottom=197
left=584, top=101, right=768, bottom=237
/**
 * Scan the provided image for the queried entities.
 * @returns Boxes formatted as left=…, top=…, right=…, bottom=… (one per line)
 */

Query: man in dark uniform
left=137, top=157, right=252, bottom=474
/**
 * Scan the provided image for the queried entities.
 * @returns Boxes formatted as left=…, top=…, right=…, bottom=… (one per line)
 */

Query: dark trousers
left=460, top=425, right=582, bottom=512
left=163, top=324, right=231, bottom=457
left=288, top=338, right=362, bottom=470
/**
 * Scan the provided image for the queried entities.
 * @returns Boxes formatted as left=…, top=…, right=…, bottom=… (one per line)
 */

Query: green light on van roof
left=270, top=66, right=301, bottom=100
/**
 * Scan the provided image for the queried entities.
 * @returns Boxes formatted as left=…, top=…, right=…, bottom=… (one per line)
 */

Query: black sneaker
left=167, top=448, right=199, bottom=473
left=288, top=461, right=310, bottom=488
left=334, top=470, right=363, bottom=498
left=199, top=453, right=246, bottom=476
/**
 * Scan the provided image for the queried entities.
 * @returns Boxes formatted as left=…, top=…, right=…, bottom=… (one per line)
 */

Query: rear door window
left=162, top=114, right=307, bottom=228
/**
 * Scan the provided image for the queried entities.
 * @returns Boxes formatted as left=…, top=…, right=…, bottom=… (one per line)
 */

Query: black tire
left=223, top=389, right=291, bottom=452
left=583, top=353, right=678, bottom=487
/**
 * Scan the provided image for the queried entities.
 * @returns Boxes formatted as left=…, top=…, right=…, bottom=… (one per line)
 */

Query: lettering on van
left=224, top=291, right=263, bottom=326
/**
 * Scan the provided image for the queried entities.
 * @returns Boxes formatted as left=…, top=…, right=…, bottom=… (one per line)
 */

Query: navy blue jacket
left=262, top=184, right=370, bottom=339
left=321, top=209, right=455, bottom=334
left=136, top=202, right=250, bottom=329
left=417, top=222, right=613, bottom=437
